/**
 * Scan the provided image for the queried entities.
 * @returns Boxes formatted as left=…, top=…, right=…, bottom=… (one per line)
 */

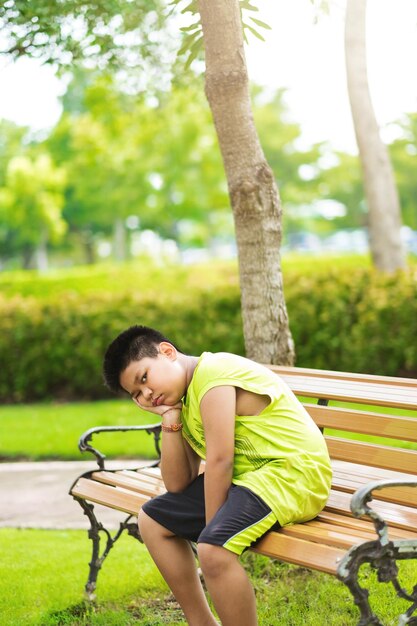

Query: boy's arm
left=200, top=386, right=235, bottom=524
left=159, top=406, right=201, bottom=492
left=134, top=400, right=200, bottom=492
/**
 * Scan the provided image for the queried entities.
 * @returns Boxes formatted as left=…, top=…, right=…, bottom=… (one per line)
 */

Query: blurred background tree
left=0, top=0, right=416, bottom=272
left=0, top=153, right=66, bottom=269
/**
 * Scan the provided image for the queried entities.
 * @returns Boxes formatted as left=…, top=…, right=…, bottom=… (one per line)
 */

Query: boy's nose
left=143, top=388, right=153, bottom=401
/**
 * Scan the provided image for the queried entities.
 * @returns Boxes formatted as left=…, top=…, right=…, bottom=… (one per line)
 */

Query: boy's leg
left=139, top=511, right=218, bottom=626
left=196, top=484, right=279, bottom=626
left=197, top=543, right=257, bottom=626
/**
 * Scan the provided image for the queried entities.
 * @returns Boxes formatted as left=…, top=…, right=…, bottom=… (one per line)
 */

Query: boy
left=103, top=325, right=332, bottom=626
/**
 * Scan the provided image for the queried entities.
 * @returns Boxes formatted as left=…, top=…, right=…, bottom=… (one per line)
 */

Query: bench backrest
left=266, top=365, right=417, bottom=510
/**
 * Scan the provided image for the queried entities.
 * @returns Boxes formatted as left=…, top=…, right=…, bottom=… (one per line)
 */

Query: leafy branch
left=170, top=0, right=271, bottom=69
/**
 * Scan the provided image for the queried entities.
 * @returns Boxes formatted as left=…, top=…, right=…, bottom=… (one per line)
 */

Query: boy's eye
left=141, top=373, right=147, bottom=383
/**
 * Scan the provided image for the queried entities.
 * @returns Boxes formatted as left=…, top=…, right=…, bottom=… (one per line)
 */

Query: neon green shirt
left=182, top=352, right=332, bottom=527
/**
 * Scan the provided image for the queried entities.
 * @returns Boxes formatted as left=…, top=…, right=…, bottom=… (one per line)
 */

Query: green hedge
left=1, top=266, right=416, bottom=402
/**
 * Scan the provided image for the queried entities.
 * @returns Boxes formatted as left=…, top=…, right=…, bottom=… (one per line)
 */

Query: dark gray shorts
left=141, top=473, right=279, bottom=555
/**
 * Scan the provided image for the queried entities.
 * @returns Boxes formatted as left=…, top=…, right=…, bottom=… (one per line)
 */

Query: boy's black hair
left=103, top=325, right=181, bottom=395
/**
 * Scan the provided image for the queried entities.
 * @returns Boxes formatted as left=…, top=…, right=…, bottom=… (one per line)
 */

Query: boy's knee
left=197, top=543, right=235, bottom=579
left=138, top=509, right=161, bottom=541
left=137, top=509, right=153, bottom=537
left=138, top=509, right=175, bottom=542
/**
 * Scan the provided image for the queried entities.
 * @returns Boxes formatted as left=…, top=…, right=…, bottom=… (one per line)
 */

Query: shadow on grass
left=43, top=594, right=186, bottom=626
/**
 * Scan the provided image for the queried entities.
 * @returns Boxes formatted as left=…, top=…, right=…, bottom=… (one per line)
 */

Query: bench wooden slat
left=277, top=375, right=417, bottom=409
left=91, top=471, right=166, bottom=497
left=285, top=376, right=415, bottom=398
left=282, top=523, right=379, bottom=550
left=269, top=366, right=417, bottom=388
left=290, top=519, right=416, bottom=543
left=252, top=531, right=344, bottom=575
left=117, top=470, right=165, bottom=487
left=316, top=510, right=386, bottom=534
left=326, top=489, right=417, bottom=531
left=332, top=459, right=417, bottom=483
left=314, top=510, right=417, bottom=539
left=308, top=515, right=417, bottom=541
left=331, top=460, right=417, bottom=506
left=306, top=404, right=417, bottom=443
left=71, top=478, right=146, bottom=514
left=325, top=436, right=417, bottom=474
left=136, top=467, right=165, bottom=478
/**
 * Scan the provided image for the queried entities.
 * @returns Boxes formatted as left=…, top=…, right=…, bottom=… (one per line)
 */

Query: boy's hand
left=133, top=397, right=182, bottom=420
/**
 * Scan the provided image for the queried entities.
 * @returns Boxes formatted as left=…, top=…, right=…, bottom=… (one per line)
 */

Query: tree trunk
left=197, top=0, right=294, bottom=365
left=345, top=0, right=406, bottom=272
left=34, top=230, right=49, bottom=271
left=113, top=218, right=127, bottom=261
left=82, top=230, right=96, bottom=264
left=22, top=246, right=34, bottom=270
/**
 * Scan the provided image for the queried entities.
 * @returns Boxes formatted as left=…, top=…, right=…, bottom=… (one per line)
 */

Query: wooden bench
left=70, top=366, right=417, bottom=625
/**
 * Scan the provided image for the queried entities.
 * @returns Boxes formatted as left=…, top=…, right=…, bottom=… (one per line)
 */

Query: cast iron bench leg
left=338, top=538, right=417, bottom=625
left=73, top=496, right=143, bottom=600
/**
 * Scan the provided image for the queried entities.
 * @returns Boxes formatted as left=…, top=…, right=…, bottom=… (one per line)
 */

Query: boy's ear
left=158, top=341, right=177, bottom=359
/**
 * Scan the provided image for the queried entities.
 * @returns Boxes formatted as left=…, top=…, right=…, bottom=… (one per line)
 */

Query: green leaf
left=180, top=21, right=201, bottom=33
left=177, top=28, right=202, bottom=56
left=180, top=0, right=199, bottom=15
left=184, top=35, right=204, bottom=70
left=239, top=0, right=259, bottom=12
left=249, top=16, right=271, bottom=30
left=243, top=23, right=265, bottom=42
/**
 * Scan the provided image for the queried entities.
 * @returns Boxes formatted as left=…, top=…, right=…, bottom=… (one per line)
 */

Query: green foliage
left=0, top=259, right=416, bottom=403
left=47, top=73, right=229, bottom=253
left=287, top=266, right=417, bottom=376
left=0, top=120, right=29, bottom=187
left=389, top=113, right=417, bottom=230
left=253, top=87, right=322, bottom=236
left=316, top=151, right=366, bottom=230
left=0, top=262, right=243, bottom=402
left=171, top=0, right=271, bottom=70
left=1, top=63, right=415, bottom=269
left=0, top=0, right=169, bottom=74
left=0, top=153, right=67, bottom=267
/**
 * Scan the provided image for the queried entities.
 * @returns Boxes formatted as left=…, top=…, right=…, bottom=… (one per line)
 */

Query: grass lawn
left=0, top=255, right=376, bottom=299
left=0, top=399, right=160, bottom=462
left=1, top=528, right=416, bottom=626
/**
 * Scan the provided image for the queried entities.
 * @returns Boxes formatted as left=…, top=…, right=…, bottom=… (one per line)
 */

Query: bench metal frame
left=70, top=423, right=161, bottom=599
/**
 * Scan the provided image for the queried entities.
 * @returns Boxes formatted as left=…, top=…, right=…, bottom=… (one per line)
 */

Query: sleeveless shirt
left=181, top=352, right=332, bottom=526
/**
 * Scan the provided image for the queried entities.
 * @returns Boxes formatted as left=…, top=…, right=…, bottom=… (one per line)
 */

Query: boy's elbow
left=206, top=455, right=234, bottom=473
left=165, top=480, right=189, bottom=494
left=166, top=485, right=184, bottom=494
left=163, top=472, right=196, bottom=494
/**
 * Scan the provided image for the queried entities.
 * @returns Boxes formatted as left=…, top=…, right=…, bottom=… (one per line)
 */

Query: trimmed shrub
left=0, top=265, right=416, bottom=402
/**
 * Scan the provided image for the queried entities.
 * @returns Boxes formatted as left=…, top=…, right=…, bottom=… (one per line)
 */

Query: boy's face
left=119, top=342, right=186, bottom=409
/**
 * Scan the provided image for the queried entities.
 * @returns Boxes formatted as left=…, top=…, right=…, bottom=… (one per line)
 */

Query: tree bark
left=197, top=0, right=294, bottom=364
left=34, top=230, right=49, bottom=271
left=113, top=218, right=127, bottom=261
left=82, top=230, right=96, bottom=265
left=345, top=0, right=406, bottom=272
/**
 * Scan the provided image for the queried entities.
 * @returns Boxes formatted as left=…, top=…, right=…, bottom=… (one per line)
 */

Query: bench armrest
left=78, top=423, right=162, bottom=469
left=350, top=479, right=417, bottom=544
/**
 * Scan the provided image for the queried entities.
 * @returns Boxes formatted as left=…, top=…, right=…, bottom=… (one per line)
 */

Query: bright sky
left=0, top=0, right=416, bottom=153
